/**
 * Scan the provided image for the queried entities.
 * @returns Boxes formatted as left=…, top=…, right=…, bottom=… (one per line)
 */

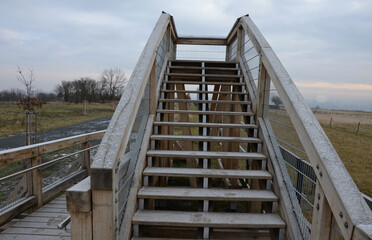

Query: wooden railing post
left=166, top=24, right=171, bottom=54
left=257, top=61, right=270, bottom=118
left=31, top=156, right=43, bottom=208
left=150, top=59, right=157, bottom=114
left=236, top=27, right=242, bottom=58
left=67, top=177, right=92, bottom=240
left=310, top=181, right=332, bottom=240
left=81, top=141, right=91, bottom=175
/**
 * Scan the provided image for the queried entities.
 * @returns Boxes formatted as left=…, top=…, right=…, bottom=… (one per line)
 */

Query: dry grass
left=0, top=102, right=115, bottom=137
left=269, top=109, right=372, bottom=196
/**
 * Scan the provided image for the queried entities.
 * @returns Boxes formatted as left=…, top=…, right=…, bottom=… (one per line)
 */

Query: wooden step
left=150, top=135, right=261, bottom=143
left=138, top=187, right=278, bottom=201
left=157, top=110, right=254, bottom=116
left=159, top=99, right=251, bottom=105
left=166, top=73, right=242, bottom=78
left=143, top=167, right=272, bottom=179
left=147, top=150, right=266, bottom=160
left=163, top=80, right=245, bottom=85
left=168, top=66, right=240, bottom=71
left=153, top=122, right=258, bottom=129
left=132, top=210, right=285, bottom=228
left=161, top=89, right=247, bottom=95
left=132, top=238, right=196, bottom=240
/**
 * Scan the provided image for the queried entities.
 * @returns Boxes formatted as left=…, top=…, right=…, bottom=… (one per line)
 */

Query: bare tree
left=100, top=68, right=127, bottom=100
left=16, top=66, right=35, bottom=97
left=271, top=95, right=283, bottom=107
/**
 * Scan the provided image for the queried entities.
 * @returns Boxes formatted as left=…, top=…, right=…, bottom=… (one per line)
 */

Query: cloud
left=296, top=82, right=372, bottom=91
left=0, top=28, right=30, bottom=42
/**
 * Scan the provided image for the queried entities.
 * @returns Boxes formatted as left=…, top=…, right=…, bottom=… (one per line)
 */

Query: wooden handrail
left=234, top=15, right=372, bottom=239
left=0, top=130, right=105, bottom=166
left=0, top=130, right=104, bottom=227
left=88, top=12, right=175, bottom=240
left=90, top=13, right=173, bottom=190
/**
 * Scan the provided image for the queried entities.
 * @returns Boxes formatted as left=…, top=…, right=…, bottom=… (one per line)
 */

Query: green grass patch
left=0, top=102, right=114, bottom=137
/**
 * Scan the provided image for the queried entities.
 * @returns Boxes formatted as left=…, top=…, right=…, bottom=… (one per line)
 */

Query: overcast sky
left=0, top=0, right=371, bottom=110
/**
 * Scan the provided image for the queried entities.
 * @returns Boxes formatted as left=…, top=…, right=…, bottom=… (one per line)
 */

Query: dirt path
left=0, top=117, right=111, bottom=150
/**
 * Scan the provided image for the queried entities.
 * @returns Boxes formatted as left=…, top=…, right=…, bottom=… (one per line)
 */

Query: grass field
left=270, top=109, right=372, bottom=196
left=0, top=102, right=115, bottom=137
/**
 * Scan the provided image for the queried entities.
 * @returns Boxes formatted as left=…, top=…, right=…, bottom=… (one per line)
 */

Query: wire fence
left=176, top=44, right=226, bottom=61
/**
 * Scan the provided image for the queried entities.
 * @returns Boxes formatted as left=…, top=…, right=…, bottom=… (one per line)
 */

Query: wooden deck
left=0, top=194, right=71, bottom=240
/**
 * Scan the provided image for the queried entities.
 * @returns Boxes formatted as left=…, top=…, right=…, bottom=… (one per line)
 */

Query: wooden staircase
left=131, top=60, right=286, bottom=239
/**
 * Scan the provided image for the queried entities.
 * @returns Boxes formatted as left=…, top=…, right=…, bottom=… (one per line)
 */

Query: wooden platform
left=0, top=194, right=71, bottom=240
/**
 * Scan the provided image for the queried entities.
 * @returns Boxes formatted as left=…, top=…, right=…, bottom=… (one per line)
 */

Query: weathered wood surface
left=240, top=15, right=372, bottom=239
left=138, top=187, right=278, bottom=201
left=166, top=73, right=242, bottom=78
left=161, top=89, right=247, bottom=95
left=147, top=150, right=266, bottom=160
left=176, top=37, right=226, bottom=45
left=0, top=194, right=70, bottom=240
left=143, top=167, right=272, bottom=179
left=132, top=210, right=285, bottom=228
left=90, top=12, right=172, bottom=190
left=150, top=134, right=261, bottom=143
left=0, top=130, right=104, bottom=166
left=153, top=121, right=257, bottom=129
left=157, top=109, right=254, bottom=116
left=163, top=80, right=245, bottom=85
left=167, top=66, right=240, bottom=71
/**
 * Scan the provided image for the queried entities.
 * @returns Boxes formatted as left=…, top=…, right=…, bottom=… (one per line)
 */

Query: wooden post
left=330, top=117, right=332, bottom=128
left=34, top=111, right=38, bottom=144
left=356, top=121, right=360, bottom=133
left=92, top=189, right=113, bottom=240
left=81, top=141, right=91, bottom=175
left=31, top=156, right=43, bottom=208
left=150, top=60, right=157, bottom=114
left=310, top=181, right=332, bottom=240
left=236, top=27, right=242, bottom=59
left=67, top=177, right=93, bottom=240
left=166, top=25, right=171, bottom=53
left=225, top=44, right=230, bottom=61
left=257, top=61, right=270, bottom=119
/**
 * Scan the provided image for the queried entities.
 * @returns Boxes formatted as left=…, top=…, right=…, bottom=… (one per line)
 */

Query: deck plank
left=0, top=194, right=70, bottom=239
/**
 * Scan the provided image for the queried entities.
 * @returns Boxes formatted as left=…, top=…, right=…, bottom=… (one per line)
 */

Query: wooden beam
left=176, top=37, right=226, bottom=46
left=310, top=182, right=332, bottom=240
left=0, top=196, right=37, bottom=227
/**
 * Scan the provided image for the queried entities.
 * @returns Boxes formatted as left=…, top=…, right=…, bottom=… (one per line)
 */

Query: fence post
left=31, top=156, right=43, bottom=208
left=330, top=117, right=332, bottom=128
left=81, top=141, right=91, bottom=175
left=310, top=181, right=332, bottom=240
left=356, top=121, right=360, bottom=133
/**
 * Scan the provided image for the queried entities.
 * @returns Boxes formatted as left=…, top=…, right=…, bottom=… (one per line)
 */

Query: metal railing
left=0, top=130, right=104, bottom=226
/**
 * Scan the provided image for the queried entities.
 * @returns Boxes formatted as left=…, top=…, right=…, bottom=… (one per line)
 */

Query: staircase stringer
left=258, top=117, right=304, bottom=240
